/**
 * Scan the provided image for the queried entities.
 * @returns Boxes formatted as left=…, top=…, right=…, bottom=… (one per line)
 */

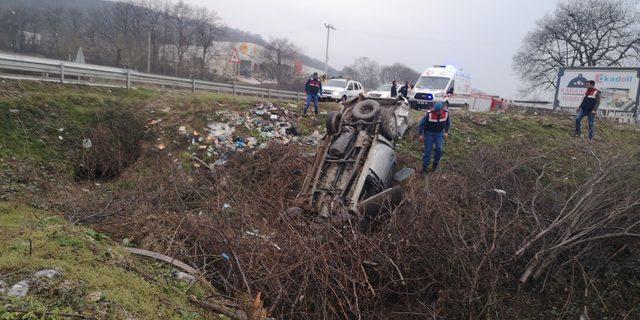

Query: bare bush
left=57, top=139, right=640, bottom=318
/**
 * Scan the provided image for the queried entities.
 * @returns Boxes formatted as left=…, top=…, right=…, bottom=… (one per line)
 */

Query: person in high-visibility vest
left=574, top=80, right=601, bottom=140
left=419, top=102, right=451, bottom=173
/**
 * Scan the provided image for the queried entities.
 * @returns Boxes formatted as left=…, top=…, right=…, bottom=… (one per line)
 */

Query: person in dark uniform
left=391, top=80, right=398, bottom=98
left=398, top=81, right=409, bottom=99
left=304, top=72, right=323, bottom=116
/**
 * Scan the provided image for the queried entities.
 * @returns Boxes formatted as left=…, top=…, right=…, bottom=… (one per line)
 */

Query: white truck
left=409, top=65, right=472, bottom=109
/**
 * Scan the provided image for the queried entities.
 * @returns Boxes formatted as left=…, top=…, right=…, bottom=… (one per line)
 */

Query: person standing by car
left=391, top=80, right=398, bottom=98
left=419, top=102, right=450, bottom=173
left=574, top=80, right=601, bottom=140
left=304, top=72, right=323, bottom=116
left=398, top=81, right=409, bottom=99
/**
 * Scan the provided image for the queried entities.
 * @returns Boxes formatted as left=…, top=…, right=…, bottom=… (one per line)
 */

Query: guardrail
left=0, top=52, right=305, bottom=101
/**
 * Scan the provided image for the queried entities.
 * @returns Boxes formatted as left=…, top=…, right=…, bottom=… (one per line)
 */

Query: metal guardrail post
left=126, top=70, right=131, bottom=89
left=232, top=82, right=236, bottom=95
left=59, top=63, right=65, bottom=84
left=268, top=89, right=272, bottom=99
left=192, top=78, right=196, bottom=93
left=297, top=92, right=301, bottom=100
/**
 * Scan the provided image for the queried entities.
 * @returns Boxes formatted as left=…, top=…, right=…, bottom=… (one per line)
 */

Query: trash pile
left=179, top=103, right=323, bottom=168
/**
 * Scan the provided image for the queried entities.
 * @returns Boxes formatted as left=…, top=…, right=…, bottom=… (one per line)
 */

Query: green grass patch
left=0, top=203, right=214, bottom=320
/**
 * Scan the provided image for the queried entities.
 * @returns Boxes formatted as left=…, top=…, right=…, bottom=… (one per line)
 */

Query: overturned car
left=297, top=98, right=414, bottom=227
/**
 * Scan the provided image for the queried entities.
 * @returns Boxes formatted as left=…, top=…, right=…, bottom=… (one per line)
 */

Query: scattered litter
left=182, top=102, right=322, bottom=167
left=303, top=152, right=316, bottom=158
left=222, top=203, right=232, bottom=210
left=86, top=291, right=104, bottom=303
left=245, top=230, right=282, bottom=251
left=35, top=269, right=62, bottom=279
left=221, top=253, right=230, bottom=261
left=246, top=137, right=258, bottom=147
left=157, top=144, right=166, bottom=150
left=58, top=128, right=65, bottom=132
left=493, top=189, right=507, bottom=195
left=81, top=188, right=90, bottom=193
left=82, top=138, right=93, bottom=149
left=58, top=135, right=64, bottom=141
left=7, top=280, right=29, bottom=298
left=172, top=271, right=197, bottom=284
left=9, top=109, right=19, bottom=113
left=148, top=118, right=162, bottom=125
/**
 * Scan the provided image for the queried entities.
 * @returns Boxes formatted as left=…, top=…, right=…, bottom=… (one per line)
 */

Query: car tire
left=352, top=100, right=381, bottom=121
left=326, top=111, right=342, bottom=136
left=341, top=95, right=347, bottom=103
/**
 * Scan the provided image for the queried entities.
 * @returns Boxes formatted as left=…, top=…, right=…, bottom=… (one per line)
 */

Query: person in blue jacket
left=304, top=72, right=322, bottom=116
left=419, top=102, right=451, bottom=173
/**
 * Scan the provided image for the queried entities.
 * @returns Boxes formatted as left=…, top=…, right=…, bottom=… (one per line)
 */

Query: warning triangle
left=228, top=48, right=241, bottom=63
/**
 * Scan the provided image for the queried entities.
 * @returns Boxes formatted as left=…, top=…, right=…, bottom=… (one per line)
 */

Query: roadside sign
left=554, top=67, right=640, bottom=124
left=228, top=48, right=241, bottom=64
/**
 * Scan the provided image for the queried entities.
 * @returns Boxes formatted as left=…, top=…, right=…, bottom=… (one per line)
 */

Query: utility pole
left=324, top=23, right=335, bottom=77
left=147, top=30, right=151, bottom=73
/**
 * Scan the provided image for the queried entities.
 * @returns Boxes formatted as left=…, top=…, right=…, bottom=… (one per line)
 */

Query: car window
left=348, top=82, right=354, bottom=90
left=357, top=83, right=362, bottom=90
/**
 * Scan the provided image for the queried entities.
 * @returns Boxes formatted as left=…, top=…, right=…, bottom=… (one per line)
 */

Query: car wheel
left=326, top=111, right=342, bottom=136
left=352, top=100, right=381, bottom=121
left=341, top=95, right=347, bottom=103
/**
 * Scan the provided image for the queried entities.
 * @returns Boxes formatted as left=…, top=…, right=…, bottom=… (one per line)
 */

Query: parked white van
left=321, top=78, right=365, bottom=102
left=409, top=65, right=472, bottom=109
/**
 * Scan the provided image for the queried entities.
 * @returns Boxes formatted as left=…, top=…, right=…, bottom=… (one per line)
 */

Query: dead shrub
left=58, top=139, right=640, bottom=319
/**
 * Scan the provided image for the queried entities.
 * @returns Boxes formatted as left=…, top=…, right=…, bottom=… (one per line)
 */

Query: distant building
left=159, top=41, right=322, bottom=84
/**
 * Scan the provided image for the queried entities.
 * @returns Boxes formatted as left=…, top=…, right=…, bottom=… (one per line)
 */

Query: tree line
left=0, top=0, right=419, bottom=90
left=339, top=57, right=420, bottom=89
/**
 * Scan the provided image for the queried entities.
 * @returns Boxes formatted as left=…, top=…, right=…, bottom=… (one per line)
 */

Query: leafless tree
left=193, top=8, right=225, bottom=79
left=169, top=0, right=195, bottom=76
left=380, top=63, right=420, bottom=85
left=347, top=57, right=381, bottom=89
left=261, top=37, right=298, bottom=86
left=513, top=0, right=640, bottom=95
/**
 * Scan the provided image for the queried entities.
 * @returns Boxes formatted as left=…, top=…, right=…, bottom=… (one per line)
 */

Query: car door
left=357, top=83, right=364, bottom=95
left=347, top=81, right=356, bottom=98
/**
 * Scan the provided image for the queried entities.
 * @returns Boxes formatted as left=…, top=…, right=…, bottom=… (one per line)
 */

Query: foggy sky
left=187, top=0, right=562, bottom=98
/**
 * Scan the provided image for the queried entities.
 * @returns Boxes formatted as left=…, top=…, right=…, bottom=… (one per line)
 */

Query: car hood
left=323, top=86, right=346, bottom=91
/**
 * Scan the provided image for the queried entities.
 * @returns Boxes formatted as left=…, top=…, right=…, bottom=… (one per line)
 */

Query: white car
left=321, top=79, right=365, bottom=102
left=366, top=83, right=396, bottom=99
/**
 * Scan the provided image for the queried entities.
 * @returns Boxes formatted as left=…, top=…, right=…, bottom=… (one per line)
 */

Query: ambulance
left=409, top=65, right=472, bottom=109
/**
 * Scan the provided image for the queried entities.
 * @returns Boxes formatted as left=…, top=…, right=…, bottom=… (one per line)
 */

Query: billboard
left=554, top=67, right=640, bottom=124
